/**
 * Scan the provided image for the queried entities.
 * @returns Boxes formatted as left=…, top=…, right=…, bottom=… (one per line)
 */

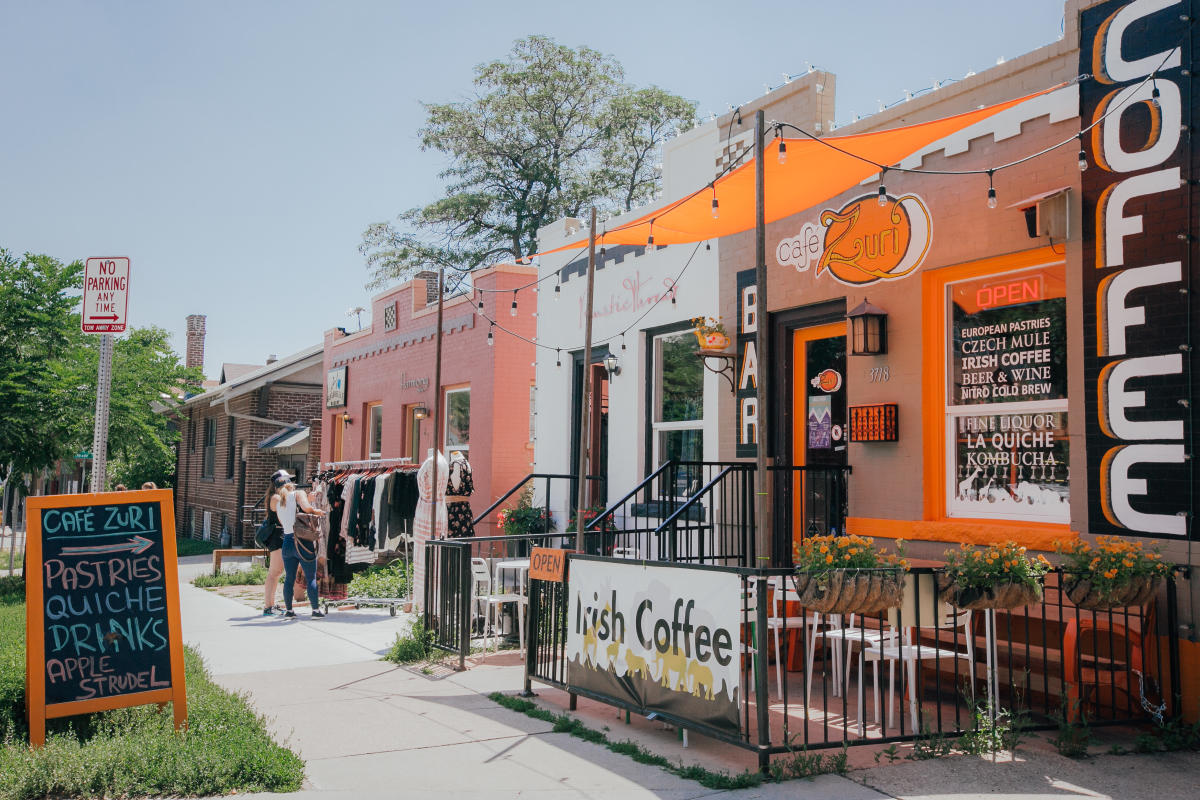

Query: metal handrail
left=653, top=464, right=748, bottom=534
left=472, top=472, right=605, bottom=526
left=584, top=459, right=675, bottom=531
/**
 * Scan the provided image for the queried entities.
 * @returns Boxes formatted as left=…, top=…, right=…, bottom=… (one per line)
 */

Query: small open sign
left=529, top=547, right=567, bottom=582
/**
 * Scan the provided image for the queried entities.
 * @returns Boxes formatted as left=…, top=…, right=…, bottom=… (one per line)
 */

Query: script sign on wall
left=1079, top=0, right=1195, bottom=539
left=566, top=558, right=742, bottom=734
left=24, top=489, right=187, bottom=746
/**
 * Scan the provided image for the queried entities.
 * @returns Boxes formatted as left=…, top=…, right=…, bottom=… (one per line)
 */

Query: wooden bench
left=211, top=548, right=268, bottom=575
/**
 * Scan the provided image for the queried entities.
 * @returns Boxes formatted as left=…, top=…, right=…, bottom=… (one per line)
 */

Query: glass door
left=791, top=324, right=849, bottom=544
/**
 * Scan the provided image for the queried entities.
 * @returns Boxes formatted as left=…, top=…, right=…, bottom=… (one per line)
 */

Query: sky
left=0, top=0, right=1066, bottom=378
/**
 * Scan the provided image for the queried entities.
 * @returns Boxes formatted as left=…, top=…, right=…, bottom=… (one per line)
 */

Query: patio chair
left=862, top=584, right=975, bottom=733
left=1063, top=608, right=1150, bottom=722
left=469, top=557, right=526, bottom=653
left=767, top=575, right=814, bottom=701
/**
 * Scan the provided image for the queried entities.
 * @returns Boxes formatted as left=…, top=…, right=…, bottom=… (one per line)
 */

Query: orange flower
left=825, top=554, right=834, bottom=564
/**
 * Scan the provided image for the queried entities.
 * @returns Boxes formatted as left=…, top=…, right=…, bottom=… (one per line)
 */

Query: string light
left=1077, top=134, right=1088, bottom=171
left=711, top=186, right=719, bottom=219
left=670, top=281, right=677, bottom=305
left=621, top=333, right=626, bottom=351
left=555, top=348, right=562, bottom=367
left=777, top=137, right=787, bottom=165
left=477, top=291, right=484, bottom=312
left=877, top=167, right=888, bottom=206
left=510, top=290, right=518, bottom=317
left=986, top=169, right=997, bottom=209
left=487, top=322, right=494, bottom=346
left=599, top=246, right=606, bottom=259
left=705, top=240, right=711, bottom=251
left=554, top=277, right=561, bottom=300
left=1151, top=74, right=1161, bottom=108
left=647, top=219, right=655, bottom=247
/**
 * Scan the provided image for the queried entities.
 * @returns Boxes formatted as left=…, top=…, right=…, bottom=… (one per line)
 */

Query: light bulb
left=1151, top=81, right=1161, bottom=108
left=987, top=186, right=998, bottom=209
left=554, top=282, right=561, bottom=300
left=877, top=184, right=888, bottom=206
left=621, top=334, right=626, bottom=351
left=711, top=196, right=719, bottom=219
left=556, top=349, right=561, bottom=367
left=487, top=327, right=494, bottom=346
left=777, top=139, right=787, bottom=164
left=599, top=246, right=606, bottom=258
left=510, top=291, right=518, bottom=317
left=477, top=295, right=484, bottom=311
left=1078, top=148, right=1088, bottom=171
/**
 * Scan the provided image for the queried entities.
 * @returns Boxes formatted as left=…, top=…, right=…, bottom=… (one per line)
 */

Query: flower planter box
left=1062, top=573, right=1160, bottom=610
left=794, top=569, right=904, bottom=615
left=937, top=577, right=1042, bottom=611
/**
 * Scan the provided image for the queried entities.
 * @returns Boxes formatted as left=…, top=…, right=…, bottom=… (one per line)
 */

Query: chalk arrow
left=61, top=535, right=154, bottom=557
left=88, top=314, right=119, bottom=321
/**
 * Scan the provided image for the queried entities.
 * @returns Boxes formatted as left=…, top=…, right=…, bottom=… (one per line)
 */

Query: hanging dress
left=446, top=457, right=476, bottom=538
left=413, top=451, right=448, bottom=541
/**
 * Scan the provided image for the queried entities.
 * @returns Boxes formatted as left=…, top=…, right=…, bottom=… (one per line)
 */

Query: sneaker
left=283, top=610, right=296, bottom=618
left=310, top=609, right=325, bottom=618
left=262, top=608, right=276, bottom=617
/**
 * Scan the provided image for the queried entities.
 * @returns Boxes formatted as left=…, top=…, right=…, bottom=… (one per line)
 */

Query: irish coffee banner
left=566, top=559, right=742, bottom=734
left=1079, top=0, right=1196, bottom=539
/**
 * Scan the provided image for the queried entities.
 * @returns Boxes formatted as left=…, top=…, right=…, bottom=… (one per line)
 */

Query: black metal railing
left=423, top=538, right=472, bottom=670
left=473, top=473, right=606, bottom=539
left=770, top=465, right=852, bottom=565
left=521, top=554, right=1191, bottom=772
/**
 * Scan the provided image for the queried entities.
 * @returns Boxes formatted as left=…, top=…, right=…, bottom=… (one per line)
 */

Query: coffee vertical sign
left=1080, top=0, right=1195, bottom=539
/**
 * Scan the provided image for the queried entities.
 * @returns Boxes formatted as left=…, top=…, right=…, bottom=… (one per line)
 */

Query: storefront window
left=945, top=263, right=1068, bottom=523
left=445, top=387, right=470, bottom=452
left=652, top=330, right=704, bottom=491
left=367, top=403, right=383, bottom=459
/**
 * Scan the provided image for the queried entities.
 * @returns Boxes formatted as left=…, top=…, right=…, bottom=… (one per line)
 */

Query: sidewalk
left=177, top=557, right=1200, bottom=799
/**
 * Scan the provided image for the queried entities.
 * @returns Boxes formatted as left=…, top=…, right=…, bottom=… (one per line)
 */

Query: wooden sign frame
left=24, top=489, right=187, bottom=747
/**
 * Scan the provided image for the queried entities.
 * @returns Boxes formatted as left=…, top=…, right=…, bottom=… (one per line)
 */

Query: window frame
left=225, top=417, right=237, bottom=480
left=444, top=386, right=471, bottom=453
left=366, top=401, right=384, bottom=460
left=645, top=324, right=706, bottom=488
left=201, top=417, right=216, bottom=479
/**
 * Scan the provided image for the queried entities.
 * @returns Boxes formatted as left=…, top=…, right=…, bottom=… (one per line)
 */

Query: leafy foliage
left=361, top=36, right=694, bottom=286
left=942, top=541, right=1050, bottom=592
left=385, top=618, right=433, bottom=664
left=498, top=486, right=554, bottom=536
left=347, top=560, right=411, bottom=599
left=193, top=565, right=269, bottom=588
left=1055, top=536, right=1170, bottom=592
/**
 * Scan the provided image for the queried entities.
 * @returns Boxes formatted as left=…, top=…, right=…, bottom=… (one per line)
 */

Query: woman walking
left=270, top=469, right=327, bottom=618
left=261, top=471, right=288, bottom=616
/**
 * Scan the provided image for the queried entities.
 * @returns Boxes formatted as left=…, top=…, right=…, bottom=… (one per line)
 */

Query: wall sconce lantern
left=412, top=405, right=428, bottom=420
left=340, top=413, right=353, bottom=426
left=603, top=353, right=621, bottom=378
left=847, top=298, right=888, bottom=356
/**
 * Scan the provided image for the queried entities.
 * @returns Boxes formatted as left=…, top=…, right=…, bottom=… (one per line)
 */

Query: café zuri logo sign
left=1080, top=0, right=1194, bottom=539
left=776, top=193, right=932, bottom=285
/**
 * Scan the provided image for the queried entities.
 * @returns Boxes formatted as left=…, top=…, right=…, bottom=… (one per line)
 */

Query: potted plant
left=792, top=534, right=907, bottom=615
left=939, top=541, right=1050, bottom=610
left=497, top=487, right=554, bottom=556
left=690, top=316, right=731, bottom=352
left=1056, top=536, right=1170, bottom=610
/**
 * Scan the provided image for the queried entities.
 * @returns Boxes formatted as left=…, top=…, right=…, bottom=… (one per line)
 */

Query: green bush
left=347, top=560, right=411, bottom=599
left=174, top=538, right=219, bottom=557
left=193, top=565, right=269, bottom=588
left=0, top=592, right=304, bottom=799
left=385, top=619, right=433, bottom=664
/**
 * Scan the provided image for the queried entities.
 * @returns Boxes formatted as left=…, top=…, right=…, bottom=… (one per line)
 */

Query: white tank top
left=276, top=490, right=298, bottom=534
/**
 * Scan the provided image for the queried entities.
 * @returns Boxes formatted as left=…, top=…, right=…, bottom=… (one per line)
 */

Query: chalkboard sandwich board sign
left=25, top=489, right=187, bottom=747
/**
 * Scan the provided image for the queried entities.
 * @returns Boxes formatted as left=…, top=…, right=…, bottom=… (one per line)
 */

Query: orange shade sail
left=539, top=87, right=1054, bottom=256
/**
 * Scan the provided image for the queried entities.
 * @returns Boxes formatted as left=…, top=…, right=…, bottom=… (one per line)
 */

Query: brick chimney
left=185, top=314, right=206, bottom=371
left=414, top=270, right=439, bottom=306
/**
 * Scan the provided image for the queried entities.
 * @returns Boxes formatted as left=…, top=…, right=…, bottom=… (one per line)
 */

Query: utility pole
left=574, top=209, right=598, bottom=553
left=754, top=110, right=773, bottom=564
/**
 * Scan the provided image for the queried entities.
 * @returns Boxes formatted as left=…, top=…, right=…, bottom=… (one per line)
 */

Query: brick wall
left=174, top=387, right=321, bottom=544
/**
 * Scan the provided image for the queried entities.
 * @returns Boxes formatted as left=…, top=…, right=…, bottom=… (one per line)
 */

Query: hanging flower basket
left=1062, top=573, right=1161, bottom=610
left=937, top=575, right=1042, bottom=610
left=794, top=569, right=905, bottom=615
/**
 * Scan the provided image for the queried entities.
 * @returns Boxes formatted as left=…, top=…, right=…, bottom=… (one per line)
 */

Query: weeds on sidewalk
left=193, top=565, right=269, bottom=588
left=768, top=740, right=848, bottom=781
left=488, top=693, right=764, bottom=789
left=1050, top=698, right=1092, bottom=758
left=385, top=618, right=434, bottom=664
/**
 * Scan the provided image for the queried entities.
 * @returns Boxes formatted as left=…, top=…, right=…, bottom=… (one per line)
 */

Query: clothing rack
left=323, top=457, right=414, bottom=470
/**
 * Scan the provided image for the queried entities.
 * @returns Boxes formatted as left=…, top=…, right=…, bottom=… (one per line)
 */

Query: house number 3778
left=867, top=366, right=891, bottom=382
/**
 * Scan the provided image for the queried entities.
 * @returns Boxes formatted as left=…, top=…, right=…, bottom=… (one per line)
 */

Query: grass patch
left=488, top=692, right=764, bottom=789
left=0, top=578, right=304, bottom=799
left=193, top=564, right=270, bottom=588
left=347, top=559, right=411, bottom=599
left=174, top=538, right=219, bottom=557
left=384, top=618, right=434, bottom=664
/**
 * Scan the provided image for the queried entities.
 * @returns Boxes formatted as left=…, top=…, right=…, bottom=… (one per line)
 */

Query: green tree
left=361, top=35, right=695, bottom=287
left=60, top=326, right=201, bottom=490
left=0, top=249, right=83, bottom=482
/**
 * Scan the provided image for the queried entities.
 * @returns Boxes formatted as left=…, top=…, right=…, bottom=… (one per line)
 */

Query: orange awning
left=539, top=87, right=1054, bottom=256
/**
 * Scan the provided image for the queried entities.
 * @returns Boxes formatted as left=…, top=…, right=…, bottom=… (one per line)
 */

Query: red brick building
left=321, top=265, right=537, bottom=526
left=168, top=327, right=324, bottom=543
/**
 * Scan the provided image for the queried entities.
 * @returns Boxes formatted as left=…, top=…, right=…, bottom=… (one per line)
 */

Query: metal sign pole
left=754, top=110, right=773, bottom=564
left=91, top=333, right=113, bottom=491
